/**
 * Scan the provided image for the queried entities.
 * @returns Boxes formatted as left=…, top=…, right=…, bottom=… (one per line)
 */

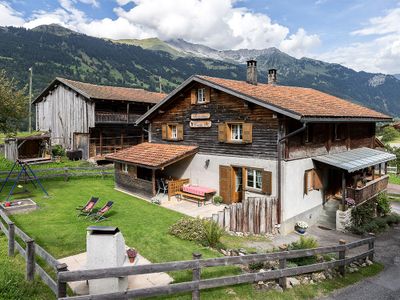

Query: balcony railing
left=95, top=112, right=141, bottom=124
left=346, top=174, right=389, bottom=205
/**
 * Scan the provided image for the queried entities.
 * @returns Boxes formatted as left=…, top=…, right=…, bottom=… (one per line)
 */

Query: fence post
left=56, top=263, right=68, bottom=298
left=278, top=256, right=287, bottom=289
left=368, top=233, right=375, bottom=261
left=192, top=252, right=202, bottom=300
left=26, top=238, right=35, bottom=281
left=64, top=167, right=69, bottom=182
left=338, top=239, right=346, bottom=276
left=8, top=222, right=15, bottom=256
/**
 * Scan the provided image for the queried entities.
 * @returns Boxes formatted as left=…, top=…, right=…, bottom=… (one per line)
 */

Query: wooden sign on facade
left=190, top=113, right=210, bottom=120
left=190, top=120, right=212, bottom=128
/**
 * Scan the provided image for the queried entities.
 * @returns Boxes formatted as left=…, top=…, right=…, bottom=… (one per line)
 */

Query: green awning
left=313, top=147, right=395, bottom=173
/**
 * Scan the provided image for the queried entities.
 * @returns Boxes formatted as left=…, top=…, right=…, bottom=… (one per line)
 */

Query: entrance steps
left=317, top=199, right=339, bottom=230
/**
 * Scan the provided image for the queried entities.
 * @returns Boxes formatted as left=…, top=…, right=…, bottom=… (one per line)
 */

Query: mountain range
left=0, top=24, right=400, bottom=117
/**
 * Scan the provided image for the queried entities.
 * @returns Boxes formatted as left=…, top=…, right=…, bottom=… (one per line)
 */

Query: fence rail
left=57, top=236, right=375, bottom=300
left=0, top=209, right=64, bottom=297
left=0, top=166, right=114, bottom=183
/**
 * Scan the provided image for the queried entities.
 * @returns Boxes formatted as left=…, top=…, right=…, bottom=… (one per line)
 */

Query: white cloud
left=320, top=7, right=400, bottom=74
left=17, top=0, right=320, bottom=58
left=280, top=28, right=320, bottom=58
left=0, top=1, right=25, bottom=27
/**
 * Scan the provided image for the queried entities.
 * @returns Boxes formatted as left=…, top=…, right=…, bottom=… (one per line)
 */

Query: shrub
left=203, top=219, right=224, bottom=248
left=248, top=261, right=264, bottom=271
left=384, top=213, right=400, bottom=225
left=377, top=193, right=391, bottom=216
left=213, top=195, right=223, bottom=205
left=381, top=126, right=400, bottom=143
left=349, top=213, right=400, bottom=234
left=169, top=217, right=206, bottom=242
left=52, top=144, right=65, bottom=157
left=351, top=201, right=375, bottom=227
left=288, top=236, right=319, bottom=266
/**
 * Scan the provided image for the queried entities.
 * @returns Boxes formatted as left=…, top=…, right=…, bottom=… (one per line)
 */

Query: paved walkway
left=388, top=183, right=400, bottom=194
left=322, top=224, right=400, bottom=300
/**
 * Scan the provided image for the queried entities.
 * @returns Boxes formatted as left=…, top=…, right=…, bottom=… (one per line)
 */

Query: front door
left=219, top=165, right=245, bottom=204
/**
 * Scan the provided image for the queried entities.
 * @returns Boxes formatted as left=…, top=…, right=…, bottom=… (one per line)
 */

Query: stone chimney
left=268, top=69, right=277, bottom=85
left=246, top=60, right=257, bottom=85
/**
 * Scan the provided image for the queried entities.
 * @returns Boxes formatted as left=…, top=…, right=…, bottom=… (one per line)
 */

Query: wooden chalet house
left=106, top=61, right=395, bottom=234
left=34, top=78, right=165, bottom=160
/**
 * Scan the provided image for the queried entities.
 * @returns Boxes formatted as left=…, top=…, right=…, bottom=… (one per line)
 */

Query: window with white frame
left=230, top=123, right=243, bottom=141
left=197, top=88, right=206, bottom=104
left=247, top=168, right=262, bottom=190
left=170, top=125, right=178, bottom=139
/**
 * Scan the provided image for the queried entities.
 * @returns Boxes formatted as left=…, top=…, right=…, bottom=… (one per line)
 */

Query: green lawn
left=0, top=132, right=42, bottom=145
left=389, top=174, right=400, bottom=185
left=0, top=156, right=93, bottom=171
left=0, top=177, right=384, bottom=299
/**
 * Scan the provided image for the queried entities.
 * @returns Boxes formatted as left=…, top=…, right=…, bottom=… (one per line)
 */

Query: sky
left=1, top=0, right=400, bottom=74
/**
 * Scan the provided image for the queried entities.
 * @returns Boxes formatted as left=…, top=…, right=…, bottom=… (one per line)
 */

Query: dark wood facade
left=150, top=83, right=279, bottom=159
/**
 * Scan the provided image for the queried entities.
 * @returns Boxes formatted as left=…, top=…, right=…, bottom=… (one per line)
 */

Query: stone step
left=317, top=220, right=336, bottom=230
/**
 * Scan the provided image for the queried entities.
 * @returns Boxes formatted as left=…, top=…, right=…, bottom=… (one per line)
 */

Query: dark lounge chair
left=76, top=197, right=99, bottom=218
left=90, top=201, right=114, bottom=223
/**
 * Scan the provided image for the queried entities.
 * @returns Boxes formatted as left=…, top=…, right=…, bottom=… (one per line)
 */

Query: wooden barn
left=4, top=133, right=51, bottom=163
left=33, top=78, right=165, bottom=160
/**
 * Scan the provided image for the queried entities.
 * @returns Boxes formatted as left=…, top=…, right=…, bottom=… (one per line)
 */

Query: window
left=120, top=163, right=128, bottom=174
left=304, top=169, right=323, bottom=195
left=230, top=124, right=243, bottom=141
left=137, top=167, right=152, bottom=181
left=170, top=125, right=178, bottom=139
left=197, top=88, right=206, bottom=104
left=247, top=168, right=263, bottom=190
left=162, top=124, right=183, bottom=141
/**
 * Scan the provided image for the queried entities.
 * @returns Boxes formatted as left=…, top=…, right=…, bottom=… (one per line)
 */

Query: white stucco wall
left=281, top=158, right=323, bottom=222
left=164, top=153, right=277, bottom=197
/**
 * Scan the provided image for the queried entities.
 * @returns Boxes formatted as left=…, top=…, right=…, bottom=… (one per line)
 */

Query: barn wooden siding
left=4, top=139, right=18, bottom=161
left=211, top=197, right=278, bottom=234
left=36, top=84, right=95, bottom=149
left=150, top=83, right=279, bottom=159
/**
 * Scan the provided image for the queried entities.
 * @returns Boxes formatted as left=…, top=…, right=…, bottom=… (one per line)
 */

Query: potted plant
left=213, top=195, right=223, bottom=206
left=295, top=221, right=308, bottom=234
left=126, top=248, right=137, bottom=263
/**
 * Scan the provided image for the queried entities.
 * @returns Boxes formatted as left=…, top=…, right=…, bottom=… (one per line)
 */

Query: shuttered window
left=246, top=169, right=272, bottom=195
left=191, top=87, right=211, bottom=104
left=218, top=122, right=252, bottom=144
left=304, top=169, right=323, bottom=195
left=161, top=124, right=184, bottom=141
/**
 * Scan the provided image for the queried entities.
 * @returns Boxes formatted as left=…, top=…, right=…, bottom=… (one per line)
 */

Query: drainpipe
left=277, top=122, right=307, bottom=225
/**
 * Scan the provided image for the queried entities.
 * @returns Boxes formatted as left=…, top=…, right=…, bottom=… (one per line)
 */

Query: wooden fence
left=0, top=166, right=114, bottom=183
left=211, top=197, right=278, bottom=234
left=0, top=209, right=68, bottom=298
left=56, top=236, right=375, bottom=300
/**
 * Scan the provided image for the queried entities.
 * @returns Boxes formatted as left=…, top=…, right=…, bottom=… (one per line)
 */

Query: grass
left=0, top=235, right=54, bottom=300
left=0, top=156, right=94, bottom=171
left=389, top=174, right=400, bottom=185
left=0, top=177, right=385, bottom=299
left=0, top=132, right=42, bottom=145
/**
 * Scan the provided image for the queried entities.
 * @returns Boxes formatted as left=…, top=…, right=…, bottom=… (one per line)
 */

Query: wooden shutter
left=219, top=165, right=232, bottom=204
left=218, top=123, right=227, bottom=142
left=190, top=89, right=196, bottom=105
left=242, top=123, right=253, bottom=143
left=161, top=124, right=167, bottom=140
left=177, top=124, right=184, bottom=141
left=313, top=169, right=323, bottom=190
left=204, top=87, right=211, bottom=103
left=262, top=170, right=272, bottom=195
left=304, top=170, right=309, bottom=195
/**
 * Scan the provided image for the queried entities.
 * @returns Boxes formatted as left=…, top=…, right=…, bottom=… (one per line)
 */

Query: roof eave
left=301, top=116, right=393, bottom=123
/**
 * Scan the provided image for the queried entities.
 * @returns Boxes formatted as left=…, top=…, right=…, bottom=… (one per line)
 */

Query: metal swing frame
left=0, top=159, right=49, bottom=201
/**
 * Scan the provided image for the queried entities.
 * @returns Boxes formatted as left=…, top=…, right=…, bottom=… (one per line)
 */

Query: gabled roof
left=33, top=77, right=166, bottom=104
left=105, top=142, right=198, bottom=169
left=136, top=75, right=391, bottom=124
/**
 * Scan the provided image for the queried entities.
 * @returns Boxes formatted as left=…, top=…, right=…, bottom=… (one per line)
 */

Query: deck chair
left=156, top=178, right=168, bottom=195
left=76, top=197, right=99, bottom=218
left=90, top=201, right=113, bottom=223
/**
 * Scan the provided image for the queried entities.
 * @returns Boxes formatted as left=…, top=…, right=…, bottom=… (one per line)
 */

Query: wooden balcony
left=346, top=174, right=389, bottom=205
left=95, top=112, right=141, bottom=124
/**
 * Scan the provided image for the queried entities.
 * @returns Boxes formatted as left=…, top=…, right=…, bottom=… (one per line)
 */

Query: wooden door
left=73, top=133, right=90, bottom=160
left=219, top=165, right=232, bottom=204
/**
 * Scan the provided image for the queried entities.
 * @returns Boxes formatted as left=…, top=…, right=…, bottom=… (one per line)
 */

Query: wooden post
left=385, top=162, right=388, bottom=175
left=341, top=172, right=346, bottom=210
left=372, top=166, right=375, bottom=180
left=338, top=239, right=346, bottom=276
left=26, top=239, right=35, bottom=281
left=192, top=253, right=202, bottom=300
left=278, top=255, right=287, bottom=289
left=8, top=222, right=15, bottom=256
left=152, top=169, right=156, bottom=196
left=56, top=263, right=68, bottom=298
left=99, top=128, right=103, bottom=156
left=379, top=164, right=382, bottom=177
left=368, top=233, right=375, bottom=261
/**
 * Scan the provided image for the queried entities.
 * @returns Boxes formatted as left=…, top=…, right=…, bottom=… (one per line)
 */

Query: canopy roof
left=313, top=147, right=396, bottom=173
left=105, top=142, right=198, bottom=169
